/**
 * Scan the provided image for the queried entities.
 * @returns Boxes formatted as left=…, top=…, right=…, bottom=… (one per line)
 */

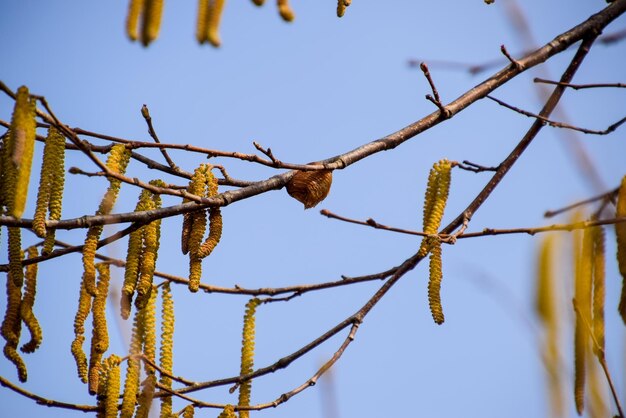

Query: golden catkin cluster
left=182, top=164, right=223, bottom=292
left=616, top=175, right=626, bottom=324
left=82, top=144, right=131, bottom=297
left=159, top=282, right=175, bottom=417
left=97, top=355, right=122, bottom=418
left=126, top=0, right=164, bottom=46
left=238, top=298, right=261, bottom=418
left=196, top=0, right=227, bottom=47
left=417, top=159, right=452, bottom=324
left=121, top=286, right=158, bottom=418
left=572, top=221, right=606, bottom=415
left=286, top=169, right=333, bottom=209
left=534, top=234, right=564, bottom=418
left=33, top=126, right=66, bottom=255
left=122, top=180, right=164, bottom=318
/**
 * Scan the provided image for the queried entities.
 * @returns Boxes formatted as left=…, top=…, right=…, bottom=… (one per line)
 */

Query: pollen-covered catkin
left=7, top=86, right=37, bottom=219
left=103, top=355, right=122, bottom=418
left=20, top=247, right=42, bottom=353
left=616, top=175, right=626, bottom=324
left=182, top=404, right=196, bottom=418
left=427, top=243, right=445, bottom=324
left=126, top=0, right=145, bottom=40
left=142, top=286, right=158, bottom=376
left=141, top=0, right=164, bottom=46
left=82, top=144, right=131, bottom=296
left=71, top=279, right=92, bottom=383
left=239, top=298, right=261, bottom=418
left=120, top=309, right=143, bottom=418
left=159, top=283, right=174, bottom=417
left=337, top=0, right=351, bottom=17
left=207, top=0, right=226, bottom=47
left=277, top=0, right=295, bottom=21
left=418, top=160, right=451, bottom=258
left=39, top=127, right=66, bottom=254
left=88, top=263, right=112, bottom=395
left=185, top=164, right=221, bottom=292
left=217, top=405, right=236, bottom=418
left=135, top=374, right=156, bottom=418
left=2, top=247, right=27, bottom=382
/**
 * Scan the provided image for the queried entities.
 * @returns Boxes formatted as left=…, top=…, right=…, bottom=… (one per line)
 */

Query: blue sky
left=1, top=1, right=625, bottom=417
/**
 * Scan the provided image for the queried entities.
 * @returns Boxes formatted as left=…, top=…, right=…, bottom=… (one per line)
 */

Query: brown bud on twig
left=286, top=169, right=332, bottom=209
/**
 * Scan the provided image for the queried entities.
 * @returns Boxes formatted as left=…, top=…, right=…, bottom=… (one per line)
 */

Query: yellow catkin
left=591, top=226, right=605, bottom=356
left=7, top=86, right=37, bottom=219
left=616, top=175, right=626, bottom=324
left=218, top=405, right=236, bottom=418
left=33, top=127, right=61, bottom=237
left=122, top=189, right=152, bottom=318
left=337, top=0, right=351, bottom=17
left=142, top=286, right=158, bottom=376
left=20, top=247, right=42, bottom=353
left=141, top=0, right=164, bottom=46
left=535, top=234, right=564, bottom=418
left=102, top=355, right=122, bottom=418
left=197, top=207, right=222, bottom=259
left=239, top=298, right=261, bottom=418
left=126, top=0, right=145, bottom=40
left=82, top=144, right=131, bottom=296
left=574, top=223, right=593, bottom=415
left=72, top=278, right=92, bottom=383
left=418, top=160, right=452, bottom=258
left=2, top=248, right=26, bottom=382
left=120, top=310, right=143, bottom=418
left=159, top=283, right=174, bottom=417
left=196, top=0, right=209, bottom=43
left=89, top=263, right=112, bottom=395
left=135, top=196, right=157, bottom=310
left=207, top=0, right=226, bottom=47
left=427, top=243, right=444, bottom=324
left=185, top=164, right=220, bottom=292
left=182, top=404, right=196, bottom=417
left=3, top=230, right=23, bottom=341
left=277, top=0, right=295, bottom=22
left=0, top=133, right=8, bottom=215
left=42, top=127, right=65, bottom=255
left=587, top=355, right=609, bottom=418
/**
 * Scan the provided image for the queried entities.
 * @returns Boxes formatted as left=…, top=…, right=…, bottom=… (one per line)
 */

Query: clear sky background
left=1, top=1, right=625, bottom=417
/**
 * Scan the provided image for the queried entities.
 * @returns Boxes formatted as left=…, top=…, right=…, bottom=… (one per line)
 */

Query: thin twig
left=0, top=375, right=98, bottom=412
left=544, top=188, right=618, bottom=217
left=487, top=95, right=626, bottom=135
left=141, top=104, right=179, bottom=171
left=419, top=62, right=451, bottom=118
left=501, top=44, right=522, bottom=70
left=534, top=77, right=626, bottom=90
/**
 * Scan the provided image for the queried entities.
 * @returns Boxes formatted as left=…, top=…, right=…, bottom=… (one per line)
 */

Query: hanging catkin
left=238, top=298, right=261, bottom=418
left=88, top=263, right=112, bottom=395
left=33, top=126, right=66, bottom=255
left=20, top=247, right=42, bottom=353
left=5, top=86, right=37, bottom=219
left=82, top=144, right=131, bottom=296
left=159, top=282, right=175, bottom=417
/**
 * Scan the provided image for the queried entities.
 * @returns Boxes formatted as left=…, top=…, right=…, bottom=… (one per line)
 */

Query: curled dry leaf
left=286, top=168, right=332, bottom=209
